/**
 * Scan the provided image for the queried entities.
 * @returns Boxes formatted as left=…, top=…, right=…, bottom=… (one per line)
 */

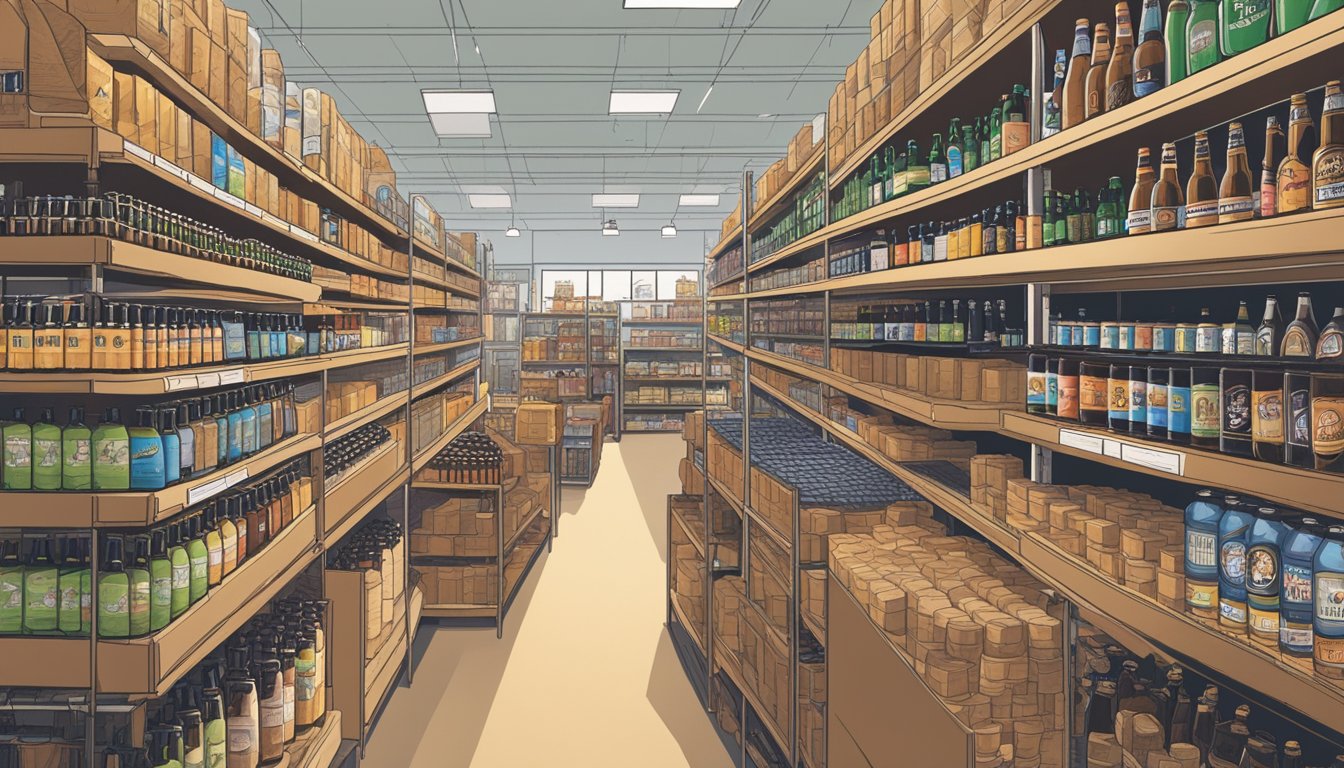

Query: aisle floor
left=364, top=434, right=734, bottom=767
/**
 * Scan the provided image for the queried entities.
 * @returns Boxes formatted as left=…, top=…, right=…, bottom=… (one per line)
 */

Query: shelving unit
left=618, top=300, right=709, bottom=438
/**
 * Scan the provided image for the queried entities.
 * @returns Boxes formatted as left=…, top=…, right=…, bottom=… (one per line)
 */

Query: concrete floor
left=363, top=434, right=734, bottom=767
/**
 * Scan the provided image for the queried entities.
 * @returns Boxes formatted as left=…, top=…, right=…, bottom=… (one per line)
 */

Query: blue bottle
left=1281, top=517, right=1325, bottom=657
left=176, top=403, right=195, bottom=479
left=225, top=392, right=243, bottom=463
left=159, top=407, right=181, bottom=486
left=239, top=390, right=258, bottom=457
left=1168, top=369, right=1192, bottom=444
left=1314, top=527, right=1344, bottom=678
left=246, top=314, right=262, bottom=360
left=269, top=315, right=285, bottom=359
left=128, top=408, right=165, bottom=491
left=1184, top=489, right=1223, bottom=619
left=258, top=315, right=273, bottom=360
left=256, top=386, right=274, bottom=450
left=213, top=395, right=230, bottom=466
left=1218, top=495, right=1256, bottom=633
left=1245, top=507, right=1291, bottom=647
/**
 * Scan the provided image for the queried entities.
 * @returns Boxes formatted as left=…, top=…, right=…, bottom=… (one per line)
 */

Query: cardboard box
left=207, top=39, right=227, bottom=105
left=113, top=71, right=137, bottom=141
left=283, top=80, right=302, bottom=158
left=134, top=76, right=157, bottom=150
left=156, top=89, right=176, bottom=157
left=87, top=50, right=115, bottom=131
left=260, top=49, right=284, bottom=148
left=67, top=0, right=169, bottom=59
left=188, top=25, right=211, bottom=94
left=0, top=0, right=92, bottom=128
left=515, top=402, right=562, bottom=445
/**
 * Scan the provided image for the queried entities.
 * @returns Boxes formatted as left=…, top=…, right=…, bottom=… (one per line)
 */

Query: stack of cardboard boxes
left=828, top=501, right=1066, bottom=767
left=409, top=391, right=474, bottom=456
left=831, top=347, right=1026, bottom=405
left=671, top=500, right=709, bottom=646
left=753, top=123, right=820, bottom=207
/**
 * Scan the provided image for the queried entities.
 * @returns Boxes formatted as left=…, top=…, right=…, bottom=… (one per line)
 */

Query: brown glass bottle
left=1079, top=361, right=1110, bottom=425
left=1251, top=371, right=1286, bottom=463
left=1277, top=93, right=1315, bottom=215
left=1317, top=306, right=1344, bottom=360
left=1127, top=147, right=1156, bottom=233
left=1185, top=131, right=1219, bottom=228
left=1064, top=19, right=1092, bottom=129
left=1261, top=116, right=1285, bottom=218
left=1314, top=80, right=1344, bottom=210
left=1104, top=3, right=1135, bottom=110
left=1281, top=293, right=1318, bottom=357
left=1218, top=122, right=1255, bottom=223
left=1151, top=142, right=1184, bottom=231
left=1086, top=23, right=1112, bottom=119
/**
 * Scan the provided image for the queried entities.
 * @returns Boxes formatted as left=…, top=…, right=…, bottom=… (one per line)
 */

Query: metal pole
left=789, top=489, right=800, bottom=768
left=701, top=275, right=713, bottom=710
left=496, top=486, right=504, bottom=639
left=404, top=196, right=421, bottom=686
left=86, top=527, right=98, bottom=768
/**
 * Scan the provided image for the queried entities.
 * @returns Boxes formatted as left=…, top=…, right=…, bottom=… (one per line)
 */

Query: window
left=540, top=268, right=702, bottom=306
left=632, top=271, right=656, bottom=300
left=658, top=271, right=699, bottom=300
left=602, top=271, right=632, bottom=301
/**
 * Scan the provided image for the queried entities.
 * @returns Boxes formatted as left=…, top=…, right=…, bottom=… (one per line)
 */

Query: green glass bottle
left=1311, top=0, right=1344, bottom=17
left=1220, top=0, right=1271, bottom=55
left=22, top=539, right=57, bottom=634
left=185, top=515, right=209, bottom=605
left=149, top=528, right=172, bottom=632
left=1277, top=0, right=1313, bottom=32
left=57, top=537, right=86, bottom=636
left=92, top=407, right=130, bottom=491
left=78, top=538, right=92, bottom=634
left=62, top=407, right=92, bottom=491
left=168, top=522, right=191, bottom=619
left=906, top=139, right=930, bottom=192
left=148, top=725, right=186, bottom=768
left=127, top=534, right=151, bottom=638
left=2, top=408, right=32, bottom=491
left=947, top=119, right=964, bottom=177
left=1166, top=1, right=1191, bottom=84
left=203, top=687, right=228, bottom=768
left=1096, top=183, right=1118, bottom=238
left=31, top=408, right=61, bottom=491
left=0, top=539, right=23, bottom=634
left=977, top=116, right=990, bottom=166
left=989, top=97, right=1005, bottom=161
left=1187, top=0, right=1223, bottom=74
left=929, top=133, right=949, bottom=184
left=962, top=123, right=979, bottom=173
left=97, top=535, right=130, bottom=639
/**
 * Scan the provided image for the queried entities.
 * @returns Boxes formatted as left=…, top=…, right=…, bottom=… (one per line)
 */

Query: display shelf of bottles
left=749, top=148, right=826, bottom=234
left=0, top=431, right=318, bottom=529
left=414, top=337, right=483, bottom=357
left=708, top=225, right=744, bottom=265
left=322, top=443, right=408, bottom=545
left=0, top=127, right=410, bottom=283
left=360, top=590, right=418, bottom=731
left=324, top=392, right=409, bottom=442
left=0, top=235, right=321, bottom=302
left=410, top=393, right=490, bottom=474
left=85, top=35, right=408, bottom=244
left=281, top=708, right=344, bottom=768
left=410, top=359, right=479, bottom=401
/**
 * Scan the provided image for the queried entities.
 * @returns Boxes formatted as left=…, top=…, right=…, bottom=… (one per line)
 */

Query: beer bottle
left=962, top=123, right=979, bottom=173
left=1218, top=122, right=1255, bottom=223
left=929, top=133, right=948, bottom=184
left=1317, top=306, right=1344, bottom=359
left=1151, top=142, right=1184, bottom=231
left=1186, top=0, right=1222, bottom=74
left=1097, top=181, right=1119, bottom=237
left=1002, top=85, right=1031, bottom=155
left=1106, top=3, right=1136, bottom=110
left=1276, top=0, right=1314, bottom=33
left=989, top=95, right=1006, bottom=161
left=1281, top=292, right=1318, bottom=357
left=906, top=139, right=930, bottom=193
left=1313, top=80, right=1344, bottom=210
left=1311, top=0, right=1344, bottom=19
left=1258, top=116, right=1286, bottom=219
left=1044, top=49, right=1066, bottom=138
left=1256, top=296, right=1282, bottom=356
left=1219, top=0, right=1271, bottom=56
left=1128, top=147, right=1156, bottom=233
left=1086, top=23, right=1113, bottom=119
left=1185, top=131, right=1219, bottom=228
left=1166, top=1, right=1191, bottom=84
left=1064, top=19, right=1092, bottom=129
left=1134, top=0, right=1166, bottom=97
left=1277, top=93, right=1315, bottom=215
left=947, top=119, right=964, bottom=177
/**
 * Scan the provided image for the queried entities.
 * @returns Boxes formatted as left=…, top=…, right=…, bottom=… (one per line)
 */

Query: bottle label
left=1027, top=371, right=1047, bottom=405
left=1169, top=386, right=1191, bottom=434
left=1185, top=200, right=1219, bottom=226
left=1320, top=330, right=1344, bottom=358
left=1287, top=387, right=1311, bottom=451
left=261, top=700, right=285, bottom=728
left=1058, top=375, right=1080, bottom=419
left=1252, top=389, right=1284, bottom=443
left=1108, top=377, right=1130, bottom=419
left=1187, top=529, right=1218, bottom=570
left=229, top=717, right=258, bottom=752
left=930, top=163, right=948, bottom=183
left=1002, top=122, right=1030, bottom=155
left=1222, top=540, right=1248, bottom=586
left=1284, top=561, right=1313, bottom=612
left=1152, top=205, right=1181, bottom=231
left=1315, top=573, right=1344, bottom=668
left=1105, top=81, right=1132, bottom=112
left=1125, top=209, right=1151, bottom=233
left=1188, top=19, right=1218, bottom=68
left=1279, top=165, right=1312, bottom=212
left=1187, top=582, right=1217, bottom=610
left=906, top=167, right=930, bottom=186
left=1128, top=380, right=1147, bottom=422
left=1147, top=384, right=1168, bottom=428
left=1312, top=395, right=1344, bottom=458
left=1317, top=150, right=1344, bottom=207
left=1046, top=371, right=1057, bottom=407
left=948, top=147, right=963, bottom=177
left=1217, top=195, right=1254, bottom=220
left=1223, top=383, right=1251, bottom=434
left=1246, top=544, right=1279, bottom=597
left=1133, top=65, right=1162, bottom=97
left=1282, top=326, right=1313, bottom=356
left=1080, top=375, right=1108, bottom=412
left=172, top=563, right=190, bottom=590
left=1191, top=384, right=1220, bottom=438
left=152, top=575, right=171, bottom=605
left=1195, top=327, right=1219, bottom=353
left=34, top=437, right=59, bottom=469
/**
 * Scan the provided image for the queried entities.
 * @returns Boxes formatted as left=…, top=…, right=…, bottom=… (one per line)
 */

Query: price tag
left=289, top=224, right=319, bottom=242
left=195, top=372, right=222, bottom=389
left=218, top=369, right=246, bottom=385
left=244, top=202, right=264, bottom=218
left=262, top=212, right=288, bottom=229
left=1058, top=428, right=1104, bottom=454
left=164, top=374, right=199, bottom=392
left=187, top=173, right=216, bottom=194
left=153, top=155, right=190, bottom=182
left=122, top=139, right=154, bottom=162
left=225, top=468, right=250, bottom=488
left=212, top=188, right=245, bottom=210
left=1121, top=443, right=1184, bottom=475
left=1103, top=439, right=1124, bottom=459
left=187, top=476, right=230, bottom=506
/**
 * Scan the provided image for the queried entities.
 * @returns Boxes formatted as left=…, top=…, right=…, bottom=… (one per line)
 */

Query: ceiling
left=228, top=0, right=883, bottom=236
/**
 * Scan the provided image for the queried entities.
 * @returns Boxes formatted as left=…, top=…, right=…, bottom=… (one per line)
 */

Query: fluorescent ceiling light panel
left=609, top=90, right=679, bottom=114
left=624, top=0, right=741, bottom=7
left=592, top=194, right=640, bottom=208
left=678, top=194, right=719, bottom=206
left=429, top=113, right=492, bottom=138
left=422, top=90, right=497, bottom=114
left=468, top=194, right=511, bottom=209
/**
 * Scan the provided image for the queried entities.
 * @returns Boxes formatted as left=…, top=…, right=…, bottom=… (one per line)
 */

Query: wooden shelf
left=671, top=504, right=706, bottom=559
left=325, top=391, right=409, bottom=441
left=504, top=503, right=548, bottom=553
left=0, top=127, right=408, bottom=281
left=669, top=588, right=706, bottom=656
left=410, top=394, right=490, bottom=472
left=748, top=148, right=825, bottom=234
left=707, top=335, right=746, bottom=354
left=323, top=441, right=409, bottom=543
left=708, top=225, right=743, bottom=263
left=411, top=359, right=480, bottom=400
left=0, top=432, right=319, bottom=529
left=414, top=337, right=483, bottom=356
left=0, top=235, right=320, bottom=302
left=283, top=709, right=344, bottom=768
left=87, top=35, right=409, bottom=246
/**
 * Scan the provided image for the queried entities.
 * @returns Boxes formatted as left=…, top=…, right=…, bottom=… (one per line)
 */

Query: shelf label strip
left=164, top=374, right=199, bottom=392
left=187, top=467, right=253, bottom=507
left=218, top=369, right=246, bottom=385
left=1058, top=428, right=1105, bottom=454
left=153, top=155, right=190, bottom=183
left=122, top=139, right=154, bottom=162
left=1058, top=428, right=1184, bottom=475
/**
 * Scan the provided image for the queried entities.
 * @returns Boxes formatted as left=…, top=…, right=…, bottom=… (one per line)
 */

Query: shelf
left=706, top=475, right=745, bottom=518
left=801, top=610, right=825, bottom=649
left=0, top=235, right=320, bottom=302
left=409, top=394, right=490, bottom=473
left=282, top=709, right=344, bottom=768
left=624, top=376, right=716, bottom=383
left=411, top=359, right=480, bottom=400
left=707, top=293, right=747, bottom=302
left=714, top=646, right=790, bottom=758
left=521, top=359, right=588, bottom=365
left=1030, top=345, right=1344, bottom=372
left=323, top=441, right=409, bottom=543
left=620, top=319, right=704, bottom=327
left=1, top=505, right=318, bottom=693
left=0, top=432, right=320, bottom=529
left=708, top=225, right=743, bottom=264
left=421, top=604, right=496, bottom=619
left=505, top=503, right=548, bottom=554
left=414, top=338, right=483, bottom=356
left=748, top=148, right=826, bottom=233
left=87, top=34, right=408, bottom=246
left=324, top=391, right=408, bottom=442
left=411, top=481, right=502, bottom=492
left=0, top=127, right=407, bottom=281
left=671, top=504, right=706, bottom=559
left=1000, top=412, right=1343, bottom=520
left=623, top=346, right=704, bottom=353
left=707, top=335, right=747, bottom=354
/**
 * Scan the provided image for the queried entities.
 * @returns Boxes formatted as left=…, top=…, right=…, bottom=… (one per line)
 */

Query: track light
left=505, top=226, right=521, bottom=237
left=661, top=224, right=677, bottom=238
left=602, top=219, right=620, bottom=236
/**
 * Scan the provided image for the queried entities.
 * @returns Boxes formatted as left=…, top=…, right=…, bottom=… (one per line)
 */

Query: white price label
left=262, top=212, right=288, bottom=229
left=153, top=155, right=190, bottom=182
left=122, top=140, right=154, bottom=162
left=195, top=372, right=222, bottom=389
left=164, top=374, right=198, bottom=392
left=187, top=173, right=216, bottom=194
left=1103, top=439, right=1124, bottom=459
left=244, top=202, right=264, bottom=218
left=1121, top=443, right=1184, bottom=475
left=212, top=188, right=245, bottom=209
left=218, top=369, right=246, bottom=385
left=226, top=468, right=250, bottom=488
left=1058, top=429, right=1104, bottom=454
left=187, top=476, right=230, bottom=506
left=289, top=224, right=319, bottom=242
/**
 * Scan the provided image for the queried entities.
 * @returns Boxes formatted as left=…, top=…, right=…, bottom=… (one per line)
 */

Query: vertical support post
left=701, top=277, right=713, bottom=710
left=788, top=489, right=800, bottom=767
left=1027, top=282, right=1050, bottom=347
left=1030, top=23, right=1045, bottom=143
left=549, top=444, right=558, bottom=545
left=822, top=290, right=831, bottom=371
left=86, top=525, right=98, bottom=768
left=496, top=485, right=505, bottom=639
left=404, top=197, right=419, bottom=687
